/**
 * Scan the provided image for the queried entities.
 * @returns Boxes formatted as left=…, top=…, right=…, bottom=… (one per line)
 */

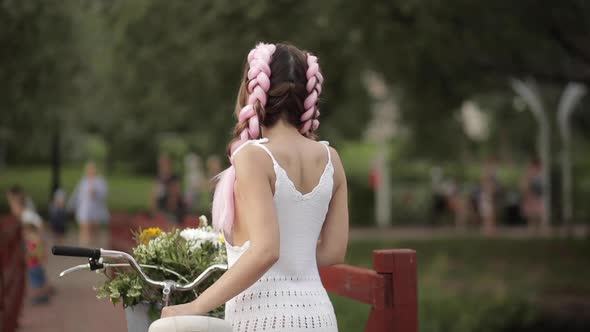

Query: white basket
left=149, top=316, right=232, bottom=332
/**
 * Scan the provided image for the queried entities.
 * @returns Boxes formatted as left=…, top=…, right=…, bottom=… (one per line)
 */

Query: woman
left=479, top=157, right=499, bottom=235
left=48, top=188, right=68, bottom=245
left=184, top=153, right=204, bottom=213
left=69, top=161, right=109, bottom=246
left=161, top=43, right=349, bottom=331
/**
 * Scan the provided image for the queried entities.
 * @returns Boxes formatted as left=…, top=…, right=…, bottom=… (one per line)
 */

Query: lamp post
left=510, top=79, right=551, bottom=232
left=364, top=71, right=397, bottom=227
left=557, top=83, right=586, bottom=234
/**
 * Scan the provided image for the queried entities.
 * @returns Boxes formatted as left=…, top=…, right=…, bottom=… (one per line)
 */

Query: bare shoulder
left=232, top=144, right=274, bottom=178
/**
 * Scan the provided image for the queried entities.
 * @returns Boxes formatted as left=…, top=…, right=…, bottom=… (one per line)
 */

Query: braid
left=300, top=53, right=323, bottom=136
left=213, top=43, right=325, bottom=237
left=229, top=43, right=276, bottom=155
left=213, top=42, right=275, bottom=236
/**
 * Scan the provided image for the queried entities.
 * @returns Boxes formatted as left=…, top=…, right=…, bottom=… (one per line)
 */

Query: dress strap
left=230, top=138, right=279, bottom=167
left=319, top=141, right=331, bottom=164
left=230, top=138, right=269, bottom=161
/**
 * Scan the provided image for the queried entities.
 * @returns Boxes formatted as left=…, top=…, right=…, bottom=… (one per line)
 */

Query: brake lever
left=59, top=257, right=105, bottom=276
left=59, top=263, right=91, bottom=277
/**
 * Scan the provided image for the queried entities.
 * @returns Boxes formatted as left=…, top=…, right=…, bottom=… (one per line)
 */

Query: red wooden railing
left=320, top=250, right=417, bottom=331
left=109, top=213, right=418, bottom=332
left=0, top=215, right=26, bottom=332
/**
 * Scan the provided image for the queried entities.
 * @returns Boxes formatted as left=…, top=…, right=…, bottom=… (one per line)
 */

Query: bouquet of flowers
left=96, top=216, right=227, bottom=318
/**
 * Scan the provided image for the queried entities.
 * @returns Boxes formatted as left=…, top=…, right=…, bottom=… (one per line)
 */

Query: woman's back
left=225, top=137, right=338, bottom=331
left=158, top=43, right=348, bottom=332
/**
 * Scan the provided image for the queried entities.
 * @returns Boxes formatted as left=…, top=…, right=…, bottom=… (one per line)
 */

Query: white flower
left=180, top=228, right=222, bottom=251
left=199, top=215, right=209, bottom=226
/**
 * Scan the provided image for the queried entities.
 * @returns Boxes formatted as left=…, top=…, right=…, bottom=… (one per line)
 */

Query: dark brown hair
left=228, top=43, right=319, bottom=155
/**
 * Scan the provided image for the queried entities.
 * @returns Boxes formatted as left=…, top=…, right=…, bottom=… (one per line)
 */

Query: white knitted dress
left=224, top=139, right=338, bottom=332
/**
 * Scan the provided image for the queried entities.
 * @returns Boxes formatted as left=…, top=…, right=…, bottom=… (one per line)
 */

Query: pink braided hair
left=300, top=54, right=323, bottom=135
left=213, top=42, right=276, bottom=236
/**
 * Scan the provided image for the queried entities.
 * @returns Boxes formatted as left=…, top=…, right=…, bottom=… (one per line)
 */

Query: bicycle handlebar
left=53, top=246, right=101, bottom=260
left=52, top=246, right=228, bottom=292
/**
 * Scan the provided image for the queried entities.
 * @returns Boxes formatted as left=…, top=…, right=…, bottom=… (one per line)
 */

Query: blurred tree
left=339, top=0, right=590, bottom=158
left=80, top=0, right=371, bottom=172
left=2, top=0, right=588, bottom=169
left=0, top=0, right=79, bottom=193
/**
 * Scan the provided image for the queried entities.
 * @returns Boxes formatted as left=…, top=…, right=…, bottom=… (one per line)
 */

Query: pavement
left=17, top=231, right=126, bottom=332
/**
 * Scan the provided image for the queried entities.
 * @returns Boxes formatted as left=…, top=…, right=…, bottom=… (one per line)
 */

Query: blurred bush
left=85, top=134, right=108, bottom=162
left=420, top=254, right=537, bottom=332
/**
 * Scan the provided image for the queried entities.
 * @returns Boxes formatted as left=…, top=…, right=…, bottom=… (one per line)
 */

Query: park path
left=18, top=231, right=127, bottom=332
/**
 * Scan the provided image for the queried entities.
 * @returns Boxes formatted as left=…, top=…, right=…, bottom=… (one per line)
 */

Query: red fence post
left=367, top=249, right=418, bottom=332
left=0, top=216, right=26, bottom=332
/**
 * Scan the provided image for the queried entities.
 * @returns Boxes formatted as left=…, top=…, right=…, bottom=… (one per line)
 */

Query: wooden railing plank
left=320, top=265, right=387, bottom=308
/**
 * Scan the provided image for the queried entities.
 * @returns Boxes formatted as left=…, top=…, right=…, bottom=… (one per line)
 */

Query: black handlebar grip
left=52, top=246, right=101, bottom=260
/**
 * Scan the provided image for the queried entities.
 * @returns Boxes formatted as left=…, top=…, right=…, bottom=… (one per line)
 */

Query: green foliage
left=157, top=134, right=188, bottom=164
left=74, top=0, right=372, bottom=170
left=0, top=0, right=79, bottom=162
left=3, top=0, right=590, bottom=167
left=419, top=254, right=537, bottom=332
left=85, top=134, right=108, bottom=162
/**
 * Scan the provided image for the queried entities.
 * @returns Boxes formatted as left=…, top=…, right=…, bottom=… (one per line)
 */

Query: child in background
left=23, top=222, right=53, bottom=304
left=7, top=185, right=54, bottom=305
left=49, top=188, right=68, bottom=245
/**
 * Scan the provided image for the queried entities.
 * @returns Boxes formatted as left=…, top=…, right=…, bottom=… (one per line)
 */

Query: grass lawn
left=0, top=166, right=153, bottom=213
left=333, top=238, right=590, bottom=332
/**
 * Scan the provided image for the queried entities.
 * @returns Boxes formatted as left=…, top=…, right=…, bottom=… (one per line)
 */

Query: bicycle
left=52, top=245, right=233, bottom=332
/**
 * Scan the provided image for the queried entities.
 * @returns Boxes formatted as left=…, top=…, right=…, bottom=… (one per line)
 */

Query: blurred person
left=152, top=153, right=176, bottom=211
left=48, top=188, right=68, bottom=245
left=206, top=155, right=222, bottom=191
left=160, top=43, right=348, bottom=332
left=430, top=168, right=468, bottom=228
left=479, top=157, right=500, bottom=235
left=504, top=189, right=525, bottom=226
left=69, top=161, right=109, bottom=246
left=184, top=152, right=204, bottom=214
left=166, top=174, right=186, bottom=224
left=443, top=179, right=468, bottom=229
left=429, top=167, right=448, bottom=224
left=25, top=194, right=37, bottom=212
left=22, top=222, right=54, bottom=305
left=520, top=157, right=545, bottom=230
left=151, top=153, right=185, bottom=223
left=6, top=186, right=54, bottom=305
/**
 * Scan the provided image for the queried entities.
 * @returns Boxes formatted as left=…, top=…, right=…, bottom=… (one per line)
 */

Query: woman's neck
left=262, top=119, right=302, bottom=141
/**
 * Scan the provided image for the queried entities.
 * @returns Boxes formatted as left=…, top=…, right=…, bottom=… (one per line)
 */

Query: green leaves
left=97, top=227, right=226, bottom=317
